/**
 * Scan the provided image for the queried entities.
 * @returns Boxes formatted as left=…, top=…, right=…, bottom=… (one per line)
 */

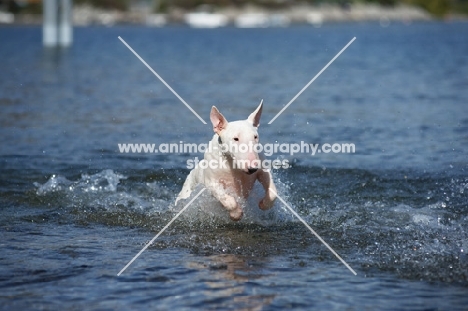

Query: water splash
left=34, top=169, right=126, bottom=195
left=30, top=167, right=468, bottom=283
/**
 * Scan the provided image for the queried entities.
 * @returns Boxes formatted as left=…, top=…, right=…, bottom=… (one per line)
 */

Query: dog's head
left=210, top=101, right=263, bottom=174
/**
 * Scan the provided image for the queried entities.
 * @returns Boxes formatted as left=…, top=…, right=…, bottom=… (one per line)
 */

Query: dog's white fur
left=175, top=101, right=277, bottom=221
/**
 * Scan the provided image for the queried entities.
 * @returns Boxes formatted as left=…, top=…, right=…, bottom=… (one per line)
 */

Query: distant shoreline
left=1, top=3, right=467, bottom=27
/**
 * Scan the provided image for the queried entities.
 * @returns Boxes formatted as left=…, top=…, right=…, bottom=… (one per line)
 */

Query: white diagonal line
left=118, top=36, right=207, bottom=125
left=269, top=188, right=357, bottom=275
left=268, top=37, right=356, bottom=124
left=117, top=187, right=206, bottom=276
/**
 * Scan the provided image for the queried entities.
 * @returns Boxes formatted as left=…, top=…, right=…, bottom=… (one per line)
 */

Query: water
left=1, top=22, right=468, bottom=310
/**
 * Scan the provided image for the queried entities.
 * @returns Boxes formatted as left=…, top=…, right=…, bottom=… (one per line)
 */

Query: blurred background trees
left=0, top=0, right=466, bottom=17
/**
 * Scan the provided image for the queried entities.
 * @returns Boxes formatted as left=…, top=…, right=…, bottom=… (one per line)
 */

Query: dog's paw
left=220, top=195, right=243, bottom=221
left=259, top=197, right=275, bottom=211
left=229, top=208, right=243, bottom=221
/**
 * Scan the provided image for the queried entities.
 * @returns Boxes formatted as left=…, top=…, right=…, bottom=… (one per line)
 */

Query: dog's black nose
left=247, top=168, right=258, bottom=174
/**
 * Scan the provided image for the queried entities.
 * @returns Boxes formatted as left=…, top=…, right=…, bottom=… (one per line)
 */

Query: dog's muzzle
left=247, top=168, right=258, bottom=175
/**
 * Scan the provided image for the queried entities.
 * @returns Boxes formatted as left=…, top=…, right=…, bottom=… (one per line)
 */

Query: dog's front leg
left=207, top=183, right=243, bottom=221
left=257, top=169, right=276, bottom=210
left=175, top=169, right=198, bottom=206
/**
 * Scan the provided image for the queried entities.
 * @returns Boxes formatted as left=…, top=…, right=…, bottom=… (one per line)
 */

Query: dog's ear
left=248, top=99, right=263, bottom=127
left=210, top=106, right=228, bottom=134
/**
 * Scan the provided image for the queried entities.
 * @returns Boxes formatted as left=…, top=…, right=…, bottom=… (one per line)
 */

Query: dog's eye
left=254, top=135, right=258, bottom=139
left=234, top=137, right=239, bottom=141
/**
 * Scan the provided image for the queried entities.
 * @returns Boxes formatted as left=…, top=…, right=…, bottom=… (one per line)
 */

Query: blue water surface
left=1, top=22, right=468, bottom=310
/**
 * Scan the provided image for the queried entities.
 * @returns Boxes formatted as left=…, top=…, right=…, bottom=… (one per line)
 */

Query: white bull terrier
left=175, top=101, right=277, bottom=221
